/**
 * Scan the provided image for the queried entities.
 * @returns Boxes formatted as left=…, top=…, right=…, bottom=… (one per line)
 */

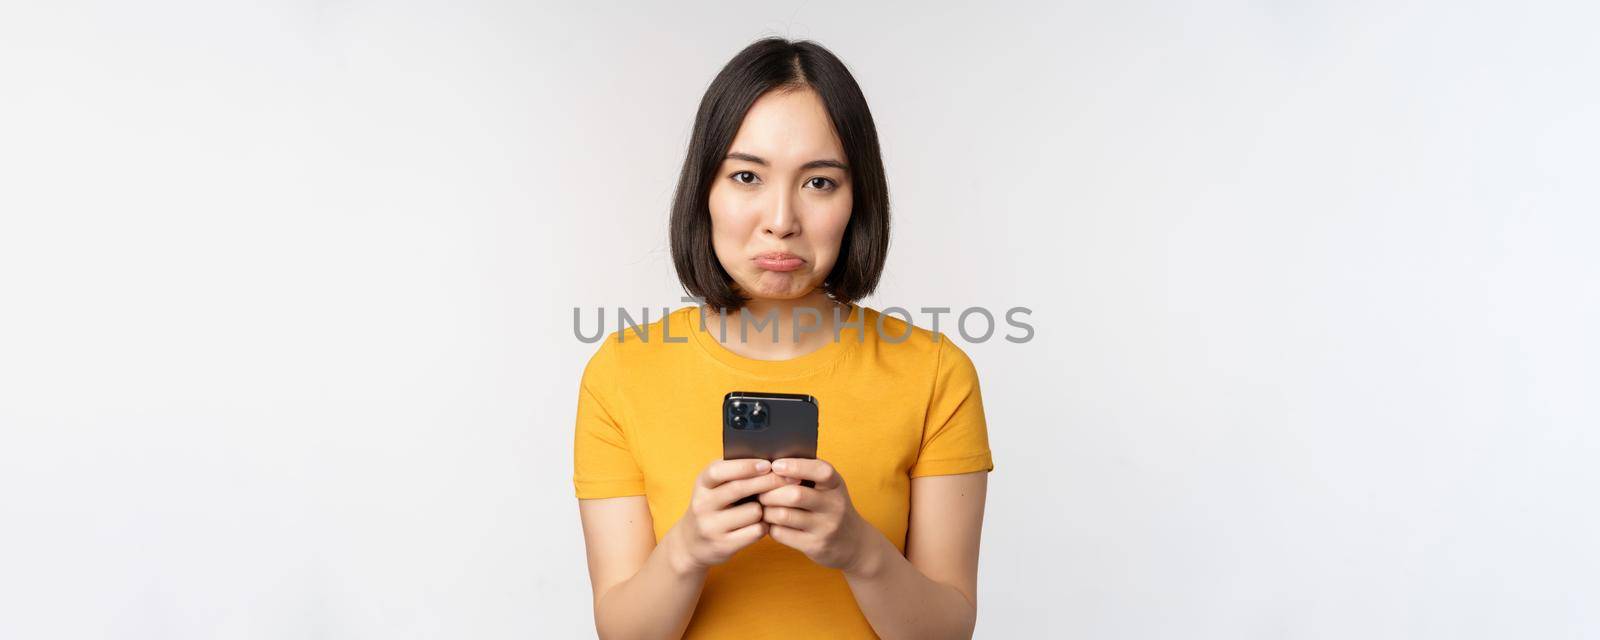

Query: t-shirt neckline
left=685, top=303, right=864, bottom=379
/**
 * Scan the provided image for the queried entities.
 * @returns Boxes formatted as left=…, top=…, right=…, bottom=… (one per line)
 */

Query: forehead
left=727, top=88, right=845, bottom=164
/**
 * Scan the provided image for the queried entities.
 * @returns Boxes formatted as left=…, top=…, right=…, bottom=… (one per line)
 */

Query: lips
left=753, top=251, right=805, bottom=272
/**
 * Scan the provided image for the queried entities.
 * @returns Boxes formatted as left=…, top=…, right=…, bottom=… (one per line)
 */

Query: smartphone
left=723, top=391, right=819, bottom=505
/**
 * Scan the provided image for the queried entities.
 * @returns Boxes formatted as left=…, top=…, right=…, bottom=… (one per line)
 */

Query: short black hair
left=669, top=37, right=890, bottom=313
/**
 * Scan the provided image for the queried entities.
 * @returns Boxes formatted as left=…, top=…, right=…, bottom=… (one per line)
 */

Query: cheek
left=707, top=185, right=755, bottom=244
left=812, top=190, right=853, bottom=262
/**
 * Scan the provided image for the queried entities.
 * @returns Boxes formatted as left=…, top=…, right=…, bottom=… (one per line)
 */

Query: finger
left=761, top=505, right=818, bottom=531
left=701, top=459, right=772, bottom=488
left=771, top=458, right=842, bottom=490
left=726, top=520, right=768, bottom=548
left=767, top=523, right=804, bottom=549
left=707, top=500, right=763, bottom=533
left=757, top=483, right=823, bottom=511
left=708, top=472, right=791, bottom=508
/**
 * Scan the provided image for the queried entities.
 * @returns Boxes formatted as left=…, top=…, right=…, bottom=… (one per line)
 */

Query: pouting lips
left=753, top=252, right=805, bottom=272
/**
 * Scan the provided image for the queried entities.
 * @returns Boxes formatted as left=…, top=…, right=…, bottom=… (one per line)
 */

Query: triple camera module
left=728, top=399, right=769, bottom=431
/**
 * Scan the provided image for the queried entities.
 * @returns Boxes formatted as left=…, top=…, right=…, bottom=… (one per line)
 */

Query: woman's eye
left=731, top=171, right=759, bottom=185
left=805, top=177, right=836, bottom=191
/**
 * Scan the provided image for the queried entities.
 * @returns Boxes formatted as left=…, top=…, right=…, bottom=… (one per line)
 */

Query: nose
left=761, top=188, right=801, bottom=239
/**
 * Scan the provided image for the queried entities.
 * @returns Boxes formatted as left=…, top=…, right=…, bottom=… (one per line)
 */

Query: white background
left=2, top=1, right=1596, bottom=638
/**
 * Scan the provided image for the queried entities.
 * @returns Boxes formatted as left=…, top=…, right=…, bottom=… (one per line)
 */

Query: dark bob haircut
left=669, top=37, right=890, bottom=313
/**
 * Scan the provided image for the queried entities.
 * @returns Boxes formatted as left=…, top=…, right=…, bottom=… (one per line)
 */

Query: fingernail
left=755, top=460, right=771, bottom=473
left=773, top=460, right=789, bottom=473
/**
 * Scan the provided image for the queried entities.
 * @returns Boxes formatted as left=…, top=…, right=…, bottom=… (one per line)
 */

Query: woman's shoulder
left=599, top=305, right=697, bottom=347
left=579, top=306, right=699, bottom=372
left=854, top=305, right=977, bottom=372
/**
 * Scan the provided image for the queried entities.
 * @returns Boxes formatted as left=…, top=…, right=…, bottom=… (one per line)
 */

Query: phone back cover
left=722, top=392, right=819, bottom=461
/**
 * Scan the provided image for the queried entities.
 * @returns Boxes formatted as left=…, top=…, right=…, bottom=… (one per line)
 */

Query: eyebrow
left=725, top=152, right=849, bottom=172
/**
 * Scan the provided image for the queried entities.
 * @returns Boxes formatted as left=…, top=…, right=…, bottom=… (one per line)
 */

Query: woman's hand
left=758, top=458, right=875, bottom=573
left=665, top=459, right=791, bottom=576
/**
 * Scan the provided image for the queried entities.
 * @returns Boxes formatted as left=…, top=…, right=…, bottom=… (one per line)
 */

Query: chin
left=739, top=279, right=811, bottom=301
left=747, top=287, right=805, bottom=300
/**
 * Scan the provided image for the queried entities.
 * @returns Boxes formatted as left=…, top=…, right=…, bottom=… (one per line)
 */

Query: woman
left=574, top=37, right=993, bottom=639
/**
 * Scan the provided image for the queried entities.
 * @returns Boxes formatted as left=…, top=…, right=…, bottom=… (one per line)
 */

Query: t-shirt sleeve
left=572, top=337, right=647, bottom=499
left=909, top=338, right=995, bottom=478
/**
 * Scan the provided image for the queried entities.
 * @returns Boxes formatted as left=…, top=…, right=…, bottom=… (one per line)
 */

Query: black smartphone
left=723, top=391, right=819, bottom=505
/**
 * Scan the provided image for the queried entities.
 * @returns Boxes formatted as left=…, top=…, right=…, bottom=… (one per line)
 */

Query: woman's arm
left=578, top=496, right=702, bottom=640
left=845, top=471, right=988, bottom=640
left=578, top=459, right=791, bottom=640
left=759, top=460, right=989, bottom=640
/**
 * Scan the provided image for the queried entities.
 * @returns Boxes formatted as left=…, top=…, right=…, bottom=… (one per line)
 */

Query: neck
left=702, top=291, right=850, bottom=360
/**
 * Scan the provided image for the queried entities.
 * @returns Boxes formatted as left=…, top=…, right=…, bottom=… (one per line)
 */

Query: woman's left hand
left=758, top=458, right=874, bottom=572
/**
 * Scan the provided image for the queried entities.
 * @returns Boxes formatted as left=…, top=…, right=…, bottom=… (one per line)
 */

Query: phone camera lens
left=732, top=402, right=749, bottom=415
left=732, top=415, right=747, bottom=428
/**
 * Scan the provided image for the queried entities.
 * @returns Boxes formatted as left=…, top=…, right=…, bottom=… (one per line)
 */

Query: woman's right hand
left=667, top=459, right=795, bottom=575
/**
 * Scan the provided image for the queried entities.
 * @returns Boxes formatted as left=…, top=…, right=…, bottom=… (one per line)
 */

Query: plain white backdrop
left=2, top=1, right=1596, bottom=638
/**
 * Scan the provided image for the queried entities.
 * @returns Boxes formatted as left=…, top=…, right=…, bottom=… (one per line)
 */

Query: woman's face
left=707, top=87, right=853, bottom=302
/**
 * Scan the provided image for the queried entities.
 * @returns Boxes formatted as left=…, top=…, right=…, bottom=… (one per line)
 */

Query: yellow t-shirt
left=573, top=304, right=993, bottom=639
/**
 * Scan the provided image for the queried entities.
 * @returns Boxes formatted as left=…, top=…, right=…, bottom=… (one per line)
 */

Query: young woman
left=574, top=38, right=993, bottom=639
